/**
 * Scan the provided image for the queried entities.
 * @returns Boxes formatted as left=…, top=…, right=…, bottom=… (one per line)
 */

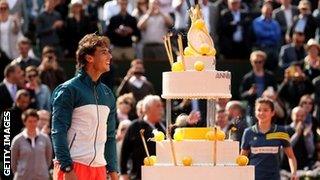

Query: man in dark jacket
left=240, top=50, right=277, bottom=116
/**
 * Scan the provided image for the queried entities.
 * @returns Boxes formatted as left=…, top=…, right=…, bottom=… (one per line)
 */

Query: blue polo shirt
left=241, top=124, right=290, bottom=180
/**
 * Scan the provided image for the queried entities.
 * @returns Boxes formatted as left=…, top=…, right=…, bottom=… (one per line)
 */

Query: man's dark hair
left=76, top=33, right=110, bottom=69
left=22, top=109, right=39, bottom=123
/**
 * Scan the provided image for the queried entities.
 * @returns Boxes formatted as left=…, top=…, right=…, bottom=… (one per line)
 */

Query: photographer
left=117, top=59, right=154, bottom=102
left=38, top=46, right=66, bottom=91
left=278, top=63, right=314, bottom=114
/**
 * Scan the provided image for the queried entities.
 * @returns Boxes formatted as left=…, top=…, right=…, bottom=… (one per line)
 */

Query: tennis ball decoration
left=172, top=61, right=184, bottom=72
left=199, top=43, right=210, bottom=55
left=184, top=46, right=196, bottom=56
left=182, top=156, right=193, bottom=166
left=205, top=131, right=216, bottom=141
left=194, top=61, right=205, bottom=71
left=216, top=130, right=226, bottom=141
left=153, top=131, right=165, bottom=142
left=236, top=155, right=249, bottom=166
left=144, top=156, right=156, bottom=166
left=206, top=129, right=225, bottom=141
left=173, top=130, right=184, bottom=141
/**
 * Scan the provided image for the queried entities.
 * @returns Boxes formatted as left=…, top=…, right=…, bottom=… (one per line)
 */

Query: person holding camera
left=278, top=62, right=314, bottom=113
left=38, top=46, right=66, bottom=91
left=117, top=59, right=154, bottom=102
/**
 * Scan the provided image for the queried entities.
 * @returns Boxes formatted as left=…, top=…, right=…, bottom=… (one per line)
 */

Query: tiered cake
left=142, top=4, right=254, bottom=180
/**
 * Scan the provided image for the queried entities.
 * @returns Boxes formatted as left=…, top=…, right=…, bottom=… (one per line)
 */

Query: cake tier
left=156, top=140, right=239, bottom=165
left=162, top=71, right=231, bottom=99
left=142, top=165, right=254, bottom=180
left=182, top=56, right=215, bottom=71
left=175, top=127, right=211, bottom=139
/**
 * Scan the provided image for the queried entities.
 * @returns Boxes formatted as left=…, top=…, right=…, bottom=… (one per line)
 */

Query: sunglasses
left=253, top=61, right=264, bottom=64
left=0, top=7, right=8, bottom=11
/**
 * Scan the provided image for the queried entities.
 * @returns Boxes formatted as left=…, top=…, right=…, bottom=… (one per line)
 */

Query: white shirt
left=128, top=75, right=147, bottom=89
left=159, top=0, right=173, bottom=14
left=172, top=0, right=189, bottom=29
left=0, top=20, right=11, bottom=58
left=103, top=0, right=133, bottom=26
left=8, top=0, right=18, bottom=10
left=142, top=14, right=168, bottom=43
left=282, top=5, right=293, bottom=28
left=3, top=78, right=17, bottom=101
left=201, top=4, right=210, bottom=33
left=22, top=129, right=40, bottom=148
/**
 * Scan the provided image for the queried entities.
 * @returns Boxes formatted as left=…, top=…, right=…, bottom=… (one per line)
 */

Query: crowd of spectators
left=0, top=0, right=319, bottom=179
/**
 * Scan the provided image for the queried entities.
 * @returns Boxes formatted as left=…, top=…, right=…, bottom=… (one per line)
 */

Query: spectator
left=0, top=0, right=23, bottom=59
left=11, top=37, right=40, bottom=70
left=116, top=119, right=131, bottom=170
left=279, top=31, right=306, bottom=71
left=278, top=63, right=314, bottom=114
left=106, top=0, right=140, bottom=61
left=298, top=94, right=319, bottom=139
left=116, top=93, right=136, bottom=126
left=64, top=0, right=96, bottom=58
left=25, top=66, right=51, bottom=111
left=171, top=0, right=189, bottom=32
left=241, top=98, right=298, bottom=180
left=289, top=0, right=317, bottom=42
left=3, top=89, right=31, bottom=142
left=216, top=108, right=229, bottom=133
left=24, top=0, right=44, bottom=42
left=137, top=0, right=173, bottom=61
left=136, top=99, right=145, bottom=119
left=8, top=0, right=29, bottom=35
left=103, top=0, right=133, bottom=28
left=303, top=39, right=320, bottom=81
left=272, top=0, right=299, bottom=44
left=240, top=50, right=277, bottom=116
left=252, top=2, right=281, bottom=72
left=37, top=109, right=51, bottom=135
left=225, top=100, right=248, bottom=143
left=132, top=0, right=149, bottom=58
left=11, top=109, right=53, bottom=180
left=0, top=63, right=23, bottom=112
left=120, top=95, right=165, bottom=180
left=38, top=46, right=66, bottom=91
left=219, top=0, right=251, bottom=59
left=36, top=0, right=63, bottom=52
left=283, top=106, right=315, bottom=170
left=117, top=59, right=155, bottom=101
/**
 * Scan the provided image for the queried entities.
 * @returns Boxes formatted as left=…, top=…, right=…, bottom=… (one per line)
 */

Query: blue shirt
left=241, top=124, right=291, bottom=180
left=252, top=16, right=281, bottom=47
left=255, top=76, right=265, bottom=97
